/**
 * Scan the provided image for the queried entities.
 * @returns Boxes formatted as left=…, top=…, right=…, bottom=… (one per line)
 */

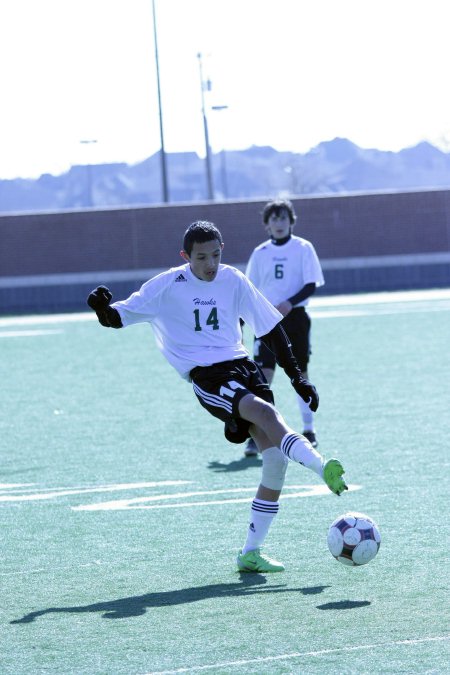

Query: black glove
left=86, top=285, right=122, bottom=328
left=87, top=285, right=112, bottom=311
left=291, top=375, right=319, bottom=412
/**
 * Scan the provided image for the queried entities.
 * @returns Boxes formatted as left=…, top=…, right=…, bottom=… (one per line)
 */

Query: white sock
left=280, top=432, right=323, bottom=477
left=242, top=499, right=279, bottom=554
left=297, top=394, right=315, bottom=432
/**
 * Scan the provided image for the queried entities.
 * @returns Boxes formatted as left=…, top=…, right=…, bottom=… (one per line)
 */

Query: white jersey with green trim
left=245, top=235, right=324, bottom=307
left=112, top=263, right=282, bottom=380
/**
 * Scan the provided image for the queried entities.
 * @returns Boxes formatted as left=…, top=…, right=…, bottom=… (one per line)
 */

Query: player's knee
left=261, top=446, right=288, bottom=490
left=239, top=396, right=282, bottom=432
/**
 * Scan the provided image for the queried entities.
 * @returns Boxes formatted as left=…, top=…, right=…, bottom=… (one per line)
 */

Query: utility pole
left=152, top=0, right=169, bottom=202
left=211, top=105, right=229, bottom=199
left=197, top=52, right=214, bottom=200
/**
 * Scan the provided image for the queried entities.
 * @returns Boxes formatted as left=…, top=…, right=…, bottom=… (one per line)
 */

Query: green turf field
left=1, top=289, right=449, bottom=674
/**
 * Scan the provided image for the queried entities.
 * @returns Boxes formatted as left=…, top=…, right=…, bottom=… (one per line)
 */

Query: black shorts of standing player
left=253, top=307, right=311, bottom=373
left=190, top=357, right=274, bottom=444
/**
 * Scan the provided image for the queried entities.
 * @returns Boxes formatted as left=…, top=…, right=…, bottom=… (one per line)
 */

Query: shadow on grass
left=208, top=456, right=262, bottom=473
left=11, top=576, right=330, bottom=624
left=317, top=600, right=371, bottom=610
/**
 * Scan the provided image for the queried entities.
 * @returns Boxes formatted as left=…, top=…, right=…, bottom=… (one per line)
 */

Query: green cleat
left=323, top=458, right=348, bottom=496
left=237, top=548, right=285, bottom=573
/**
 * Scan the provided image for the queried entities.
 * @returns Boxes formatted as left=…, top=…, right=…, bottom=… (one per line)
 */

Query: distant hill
left=1, top=138, right=449, bottom=213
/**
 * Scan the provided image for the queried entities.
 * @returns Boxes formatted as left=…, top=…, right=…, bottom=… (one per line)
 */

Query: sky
left=1, top=0, right=449, bottom=180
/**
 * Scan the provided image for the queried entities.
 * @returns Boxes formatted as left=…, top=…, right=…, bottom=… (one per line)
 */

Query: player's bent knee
left=261, top=446, right=288, bottom=490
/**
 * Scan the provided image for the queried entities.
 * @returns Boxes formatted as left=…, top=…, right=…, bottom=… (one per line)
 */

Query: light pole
left=211, top=105, right=229, bottom=199
left=197, top=52, right=214, bottom=200
left=80, top=139, right=97, bottom=207
left=151, top=0, right=169, bottom=202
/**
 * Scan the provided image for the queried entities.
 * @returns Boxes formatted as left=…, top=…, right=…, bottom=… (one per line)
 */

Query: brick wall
left=1, top=188, right=448, bottom=276
left=1, top=188, right=449, bottom=313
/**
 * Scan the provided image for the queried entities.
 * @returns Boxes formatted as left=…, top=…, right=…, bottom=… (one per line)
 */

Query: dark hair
left=182, top=221, right=223, bottom=255
left=262, top=199, right=297, bottom=226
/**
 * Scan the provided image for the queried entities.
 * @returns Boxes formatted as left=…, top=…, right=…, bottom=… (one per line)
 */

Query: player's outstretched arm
left=259, top=323, right=319, bottom=412
left=87, top=285, right=123, bottom=328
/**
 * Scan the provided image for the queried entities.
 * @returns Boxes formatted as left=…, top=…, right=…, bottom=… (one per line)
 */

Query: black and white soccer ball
left=327, top=512, right=381, bottom=566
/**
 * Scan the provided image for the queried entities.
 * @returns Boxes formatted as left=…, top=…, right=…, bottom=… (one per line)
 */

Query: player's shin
left=242, top=499, right=280, bottom=554
left=261, top=446, right=288, bottom=491
left=241, top=447, right=287, bottom=554
left=297, top=394, right=315, bottom=431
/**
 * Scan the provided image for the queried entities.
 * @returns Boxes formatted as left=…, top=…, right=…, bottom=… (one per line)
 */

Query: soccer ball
left=327, top=512, right=381, bottom=566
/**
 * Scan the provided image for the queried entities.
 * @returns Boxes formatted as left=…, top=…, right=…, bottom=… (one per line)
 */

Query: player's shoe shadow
left=208, top=456, right=262, bottom=472
left=317, top=600, right=371, bottom=610
left=10, top=577, right=330, bottom=624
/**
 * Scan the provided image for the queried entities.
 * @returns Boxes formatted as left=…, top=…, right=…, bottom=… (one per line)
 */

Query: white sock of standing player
left=297, top=394, right=315, bottom=432
left=242, top=499, right=279, bottom=554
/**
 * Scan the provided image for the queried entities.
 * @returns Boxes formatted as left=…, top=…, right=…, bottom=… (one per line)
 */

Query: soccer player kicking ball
left=87, top=221, right=347, bottom=573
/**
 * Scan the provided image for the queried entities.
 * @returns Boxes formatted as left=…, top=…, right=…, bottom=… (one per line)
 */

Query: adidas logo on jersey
left=175, top=273, right=187, bottom=282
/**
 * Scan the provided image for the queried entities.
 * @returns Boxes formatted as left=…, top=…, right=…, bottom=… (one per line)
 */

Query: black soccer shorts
left=190, top=357, right=274, bottom=444
left=253, top=306, right=311, bottom=373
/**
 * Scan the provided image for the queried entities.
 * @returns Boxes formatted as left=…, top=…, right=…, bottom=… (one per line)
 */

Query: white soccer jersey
left=245, top=235, right=325, bottom=307
left=112, top=263, right=282, bottom=380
